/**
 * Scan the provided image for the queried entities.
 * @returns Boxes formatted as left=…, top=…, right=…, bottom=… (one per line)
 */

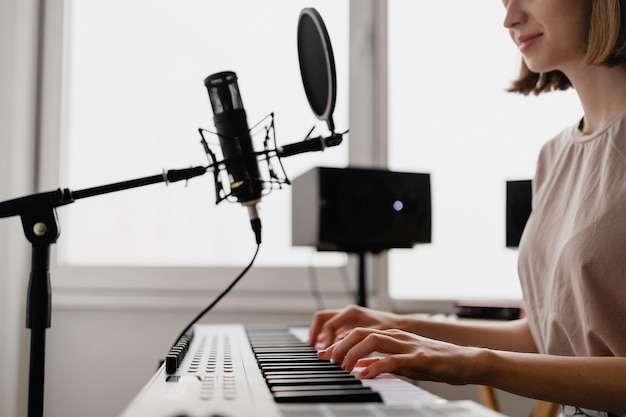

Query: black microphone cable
left=167, top=242, right=260, bottom=353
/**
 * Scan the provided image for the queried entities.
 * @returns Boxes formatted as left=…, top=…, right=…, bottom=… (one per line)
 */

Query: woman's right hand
left=307, top=304, right=404, bottom=348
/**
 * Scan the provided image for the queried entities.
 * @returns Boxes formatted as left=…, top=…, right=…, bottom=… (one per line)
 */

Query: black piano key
left=257, top=356, right=330, bottom=365
left=249, top=338, right=301, bottom=344
left=271, top=384, right=368, bottom=392
left=263, top=368, right=354, bottom=375
left=256, top=352, right=319, bottom=357
left=260, top=363, right=343, bottom=372
left=256, top=355, right=320, bottom=361
left=264, top=372, right=356, bottom=380
left=272, top=388, right=383, bottom=403
left=253, top=348, right=316, bottom=354
left=267, top=378, right=362, bottom=387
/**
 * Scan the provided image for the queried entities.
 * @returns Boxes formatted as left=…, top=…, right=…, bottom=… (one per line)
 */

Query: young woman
left=307, top=1, right=626, bottom=415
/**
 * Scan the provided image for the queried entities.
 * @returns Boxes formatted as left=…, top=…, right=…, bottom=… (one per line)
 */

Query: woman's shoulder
left=536, top=121, right=579, bottom=162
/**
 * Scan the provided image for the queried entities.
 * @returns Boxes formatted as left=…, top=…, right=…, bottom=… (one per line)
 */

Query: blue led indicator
left=392, top=200, right=404, bottom=212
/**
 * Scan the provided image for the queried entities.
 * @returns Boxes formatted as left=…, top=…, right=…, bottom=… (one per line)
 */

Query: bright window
left=46, top=1, right=588, bottom=306
left=387, top=0, right=583, bottom=301
left=59, top=0, right=349, bottom=267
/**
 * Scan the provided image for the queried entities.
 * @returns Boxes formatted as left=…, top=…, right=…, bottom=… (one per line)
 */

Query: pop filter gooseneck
left=297, top=8, right=337, bottom=133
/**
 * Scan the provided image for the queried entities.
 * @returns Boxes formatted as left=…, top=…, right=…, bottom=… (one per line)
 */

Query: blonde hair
left=508, top=0, right=626, bottom=95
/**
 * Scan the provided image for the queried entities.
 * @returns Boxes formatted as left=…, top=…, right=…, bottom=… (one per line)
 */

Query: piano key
left=260, top=363, right=343, bottom=372
left=255, top=352, right=319, bottom=358
left=257, top=357, right=330, bottom=365
left=248, top=336, right=307, bottom=343
left=272, top=388, right=383, bottom=403
left=250, top=341, right=308, bottom=346
left=271, top=384, right=369, bottom=393
left=252, top=346, right=316, bottom=355
left=256, top=354, right=319, bottom=360
left=267, top=378, right=363, bottom=387
left=264, top=372, right=357, bottom=380
left=263, top=370, right=354, bottom=377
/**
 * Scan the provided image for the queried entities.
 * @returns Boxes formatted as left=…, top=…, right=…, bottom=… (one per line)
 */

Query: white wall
left=0, top=0, right=40, bottom=416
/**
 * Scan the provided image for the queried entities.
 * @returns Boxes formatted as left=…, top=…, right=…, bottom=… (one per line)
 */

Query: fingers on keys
left=317, top=328, right=396, bottom=376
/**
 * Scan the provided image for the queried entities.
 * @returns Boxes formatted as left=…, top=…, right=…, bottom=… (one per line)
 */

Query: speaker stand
left=357, top=251, right=367, bottom=307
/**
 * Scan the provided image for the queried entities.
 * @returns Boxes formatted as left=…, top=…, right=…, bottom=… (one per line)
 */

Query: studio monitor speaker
left=506, top=179, right=532, bottom=248
left=292, top=167, right=431, bottom=253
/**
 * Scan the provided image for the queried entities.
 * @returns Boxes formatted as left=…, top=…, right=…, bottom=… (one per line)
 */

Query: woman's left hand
left=317, top=327, right=482, bottom=385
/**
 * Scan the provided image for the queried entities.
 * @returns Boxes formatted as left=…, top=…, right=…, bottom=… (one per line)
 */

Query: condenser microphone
left=204, top=71, right=263, bottom=244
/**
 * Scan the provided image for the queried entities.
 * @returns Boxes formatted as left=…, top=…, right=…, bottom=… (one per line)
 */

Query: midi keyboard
left=119, top=324, right=506, bottom=417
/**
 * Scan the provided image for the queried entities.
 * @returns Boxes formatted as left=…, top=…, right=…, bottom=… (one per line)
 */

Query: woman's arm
left=481, top=349, right=626, bottom=413
left=318, top=327, right=626, bottom=414
left=402, top=315, right=538, bottom=353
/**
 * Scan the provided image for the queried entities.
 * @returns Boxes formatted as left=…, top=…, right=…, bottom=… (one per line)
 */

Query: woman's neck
left=567, top=64, right=626, bottom=134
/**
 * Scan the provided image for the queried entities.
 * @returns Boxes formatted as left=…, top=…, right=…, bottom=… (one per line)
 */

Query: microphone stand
left=0, top=166, right=206, bottom=417
left=0, top=128, right=341, bottom=417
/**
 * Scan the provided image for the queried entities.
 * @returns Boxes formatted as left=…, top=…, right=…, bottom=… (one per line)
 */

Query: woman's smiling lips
left=517, top=33, right=543, bottom=52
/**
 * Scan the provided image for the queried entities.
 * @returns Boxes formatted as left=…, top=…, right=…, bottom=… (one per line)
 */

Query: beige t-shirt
left=518, top=109, right=626, bottom=357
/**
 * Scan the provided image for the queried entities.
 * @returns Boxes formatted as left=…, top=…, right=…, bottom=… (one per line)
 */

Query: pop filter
left=297, top=8, right=337, bottom=133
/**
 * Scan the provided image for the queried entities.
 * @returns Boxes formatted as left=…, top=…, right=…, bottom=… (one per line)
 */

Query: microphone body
left=204, top=71, right=264, bottom=205
left=204, top=71, right=263, bottom=243
left=203, top=71, right=345, bottom=245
